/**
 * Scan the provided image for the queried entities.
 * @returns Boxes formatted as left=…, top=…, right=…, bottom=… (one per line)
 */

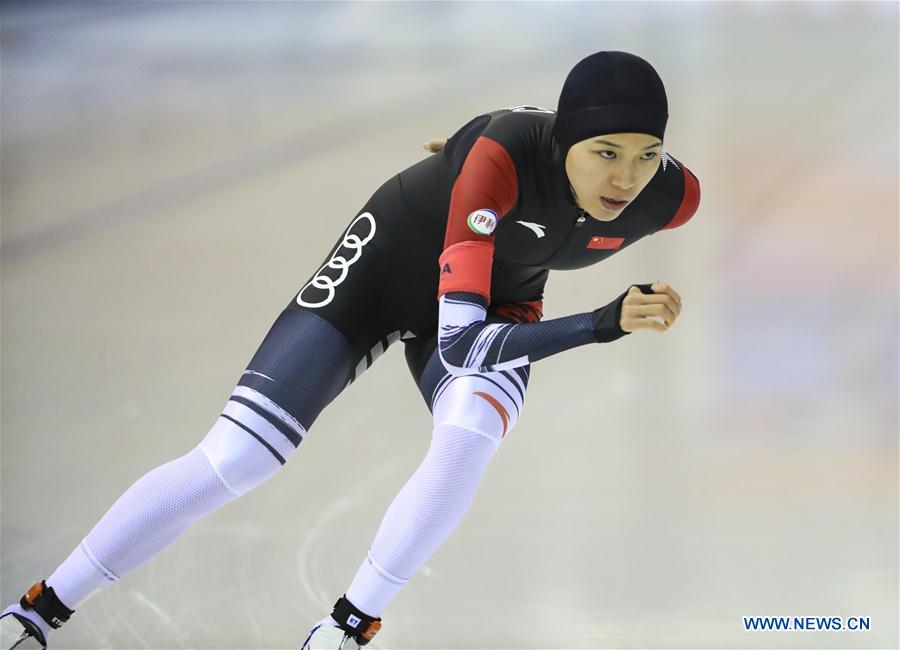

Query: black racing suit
left=238, top=105, right=700, bottom=440
left=289, top=106, right=699, bottom=378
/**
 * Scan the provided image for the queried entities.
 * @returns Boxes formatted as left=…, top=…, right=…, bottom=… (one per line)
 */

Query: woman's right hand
left=620, top=282, right=683, bottom=332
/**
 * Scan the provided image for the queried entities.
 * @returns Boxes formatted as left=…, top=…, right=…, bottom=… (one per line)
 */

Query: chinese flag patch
left=587, top=235, right=624, bottom=250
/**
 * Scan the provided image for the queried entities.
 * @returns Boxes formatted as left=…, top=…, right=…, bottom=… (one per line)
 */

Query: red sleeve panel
left=438, top=136, right=519, bottom=300
left=494, top=300, right=544, bottom=324
left=661, top=165, right=700, bottom=231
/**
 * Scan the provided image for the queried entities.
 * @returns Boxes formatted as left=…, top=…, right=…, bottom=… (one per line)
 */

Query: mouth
left=600, top=196, right=630, bottom=211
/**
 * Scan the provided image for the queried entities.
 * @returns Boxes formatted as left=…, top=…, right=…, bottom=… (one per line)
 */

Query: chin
left=587, top=206, right=619, bottom=221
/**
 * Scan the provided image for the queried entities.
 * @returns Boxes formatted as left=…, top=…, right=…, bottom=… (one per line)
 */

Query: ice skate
left=1, top=581, right=76, bottom=650
left=300, top=596, right=381, bottom=649
left=0, top=610, right=45, bottom=650
left=300, top=622, right=360, bottom=650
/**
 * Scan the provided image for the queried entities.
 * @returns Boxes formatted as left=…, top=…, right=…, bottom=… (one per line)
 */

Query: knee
left=431, top=372, right=525, bottom=449
left=200, top=386, right=306, bottom=495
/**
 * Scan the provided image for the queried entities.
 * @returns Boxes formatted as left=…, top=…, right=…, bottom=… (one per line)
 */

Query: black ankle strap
left=20, top=581, right=74, bottom=629
left=330, top=595, right=381, bottom=646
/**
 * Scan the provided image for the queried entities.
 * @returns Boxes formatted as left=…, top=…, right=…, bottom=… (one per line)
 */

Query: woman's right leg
left=1, top=307, right=354, bottom=647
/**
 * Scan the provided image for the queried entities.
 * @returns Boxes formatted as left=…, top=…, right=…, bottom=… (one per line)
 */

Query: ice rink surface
left=1, top=2, right=897, bottom=648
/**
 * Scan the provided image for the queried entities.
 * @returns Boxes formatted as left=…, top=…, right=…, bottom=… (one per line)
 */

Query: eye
left=595, top=150, right=616, bottom=159
left=641, top=152, right=657, bottom=161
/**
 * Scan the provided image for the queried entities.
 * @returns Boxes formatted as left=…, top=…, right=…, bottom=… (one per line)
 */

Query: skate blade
left=10, top=631, right=43, bottom=650
left=300, top=623, right=361, bottom=650
left=1, top=617, right=42, bottom=650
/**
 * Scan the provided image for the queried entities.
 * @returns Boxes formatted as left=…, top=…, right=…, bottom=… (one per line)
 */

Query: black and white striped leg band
left=222, top=386, right=305, bottom=464
left=430, top=367, right=526, bottom=446
left=199, top=387, right=307, bottom=495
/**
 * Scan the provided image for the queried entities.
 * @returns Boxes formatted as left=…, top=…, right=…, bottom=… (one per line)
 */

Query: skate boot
left=0, top=581, right=74, bottom=650
left=300, top=595, right=381, bottom=649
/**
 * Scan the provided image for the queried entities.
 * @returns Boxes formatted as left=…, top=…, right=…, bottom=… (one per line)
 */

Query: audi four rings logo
left=296, top=212, right=376, bottom=308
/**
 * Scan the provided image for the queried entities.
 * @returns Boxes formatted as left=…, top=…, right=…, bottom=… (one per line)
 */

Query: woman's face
left=564, top=132, right=662, bottom=221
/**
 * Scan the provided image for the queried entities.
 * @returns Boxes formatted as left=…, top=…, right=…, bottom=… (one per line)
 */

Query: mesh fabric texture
left=82, top=446, right=236, bottom=580
left=367, top=424, right=498, bottom=581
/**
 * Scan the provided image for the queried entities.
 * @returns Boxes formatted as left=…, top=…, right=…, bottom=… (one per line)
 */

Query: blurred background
left=1, top=1, right=897, bottom=649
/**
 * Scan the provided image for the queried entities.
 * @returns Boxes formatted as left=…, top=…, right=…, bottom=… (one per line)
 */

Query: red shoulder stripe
left=443, top=136, right=519, bottom=249
left=661, top=165, right=700, bottom=231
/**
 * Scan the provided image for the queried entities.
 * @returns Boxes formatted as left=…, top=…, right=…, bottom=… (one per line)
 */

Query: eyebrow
left=593, top=139, right=662, bottom=150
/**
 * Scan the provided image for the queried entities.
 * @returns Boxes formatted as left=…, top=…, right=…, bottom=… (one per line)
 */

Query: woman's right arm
left=433, top=134, right=681, bottom=377
left=438, top=286, right=632, bottom=375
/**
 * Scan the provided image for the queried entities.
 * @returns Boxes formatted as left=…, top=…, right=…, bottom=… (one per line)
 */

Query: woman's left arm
left=435, top=134, right=650, bottom=377
left=423, top=138, right=447, bottom=153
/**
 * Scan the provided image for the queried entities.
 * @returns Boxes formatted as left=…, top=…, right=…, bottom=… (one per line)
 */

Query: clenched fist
left=620, top=282, right=682, bottom=333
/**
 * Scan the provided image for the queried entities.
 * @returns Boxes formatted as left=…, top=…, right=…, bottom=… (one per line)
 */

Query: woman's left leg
left=308, top=334, right=530, bottom=645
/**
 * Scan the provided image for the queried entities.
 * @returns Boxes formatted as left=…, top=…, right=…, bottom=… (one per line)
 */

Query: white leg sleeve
left=346, top=423, right=498, bottom=617
left=345, top=369, right=524, bottom=618
left=48, top=415, right=289, bottom=610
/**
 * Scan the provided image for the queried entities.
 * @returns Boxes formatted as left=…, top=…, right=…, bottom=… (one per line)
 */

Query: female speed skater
left=1, top=50, right=700, bottom=649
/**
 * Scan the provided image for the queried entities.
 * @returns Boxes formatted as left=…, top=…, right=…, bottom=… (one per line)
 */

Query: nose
left=610, top=169, right=637, bottom=191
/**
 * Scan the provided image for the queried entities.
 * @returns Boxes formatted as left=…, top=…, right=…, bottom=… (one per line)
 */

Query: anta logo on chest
left=586, top=235, right=624, bottom=250
left=515, top=221, right=547, bottom=238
